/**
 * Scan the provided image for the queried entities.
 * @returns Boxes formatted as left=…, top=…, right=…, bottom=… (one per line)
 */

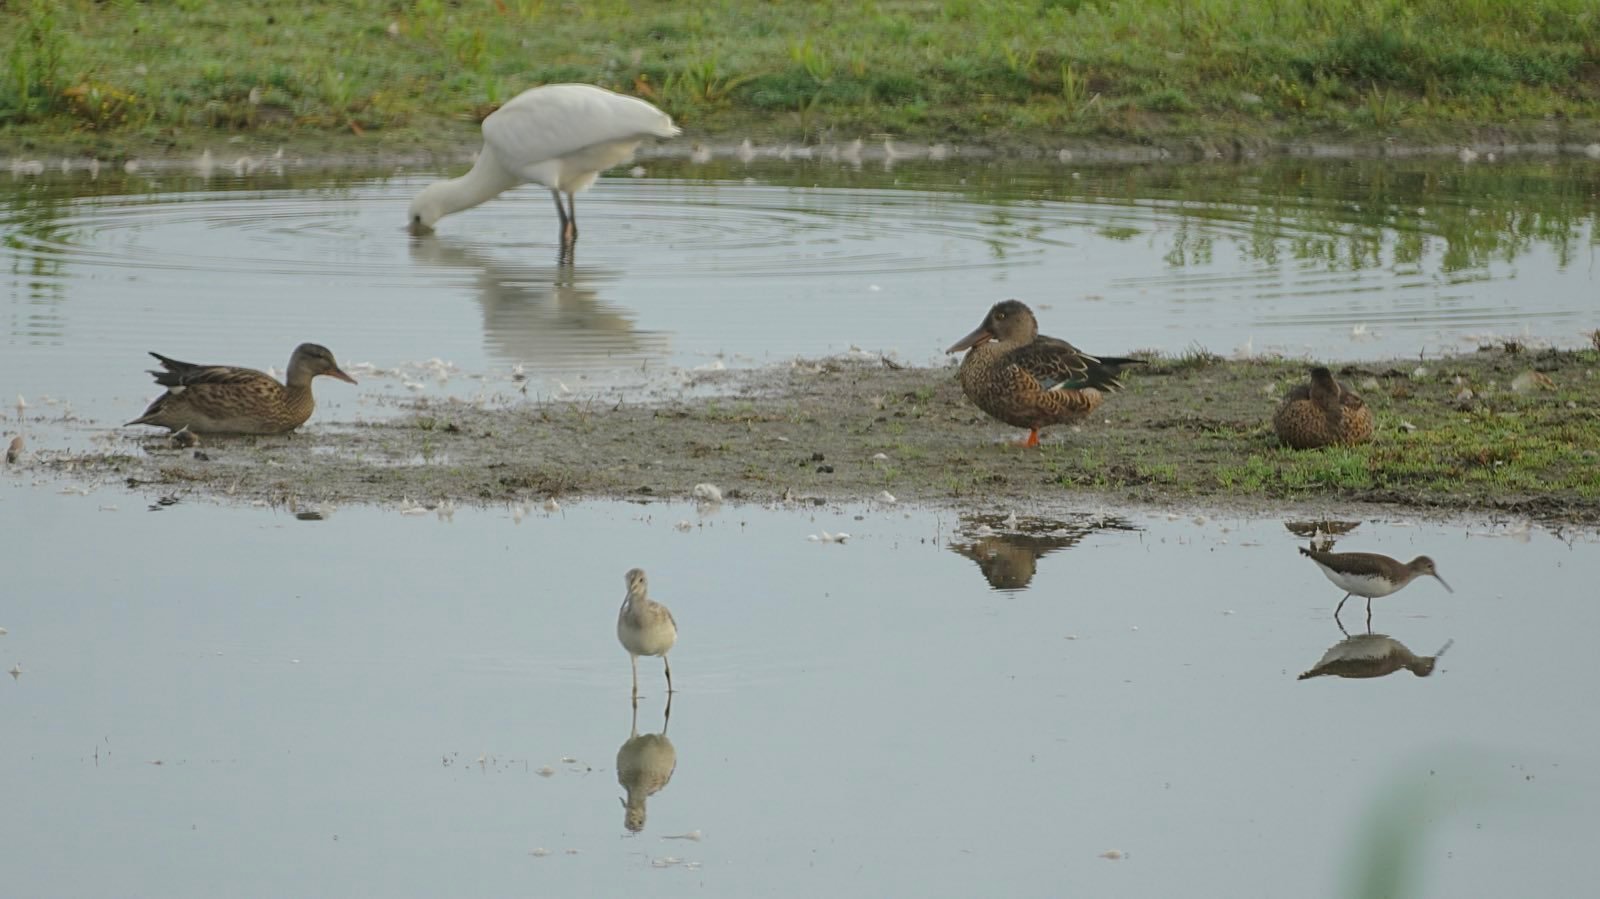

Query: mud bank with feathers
left=11, top=344, right=1600, bottom=526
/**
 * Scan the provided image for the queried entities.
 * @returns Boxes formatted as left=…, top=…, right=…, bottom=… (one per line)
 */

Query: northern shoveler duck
left=945, top=300, right=1145, bottom=447
left=126, top=343, right=356, bottom=435
left=1273, top=366, right=1374, bottom=449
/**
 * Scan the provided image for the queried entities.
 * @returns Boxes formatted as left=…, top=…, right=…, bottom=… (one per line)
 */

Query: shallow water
left=3, top=157, right=1597, bottom=426
left=3, top=484, right=1598, bottom=897
left=4, top=155, right=1600, bottom=895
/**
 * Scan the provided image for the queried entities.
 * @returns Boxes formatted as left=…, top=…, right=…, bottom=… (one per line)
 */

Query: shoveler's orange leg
left=1013, top=428, right=1041, bottom=448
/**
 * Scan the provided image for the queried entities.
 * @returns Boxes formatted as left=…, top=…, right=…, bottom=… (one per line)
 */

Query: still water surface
left=3, top=486, right=1598, bottom=897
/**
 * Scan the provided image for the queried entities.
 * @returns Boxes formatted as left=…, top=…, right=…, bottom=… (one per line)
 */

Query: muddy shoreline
left=7, top=127, right=1600, bottom=175
left=16, top=346, right=1600, bottom=526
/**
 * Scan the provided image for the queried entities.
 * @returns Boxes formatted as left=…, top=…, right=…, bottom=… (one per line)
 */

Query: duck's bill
left=945, top=325, right=993, bottom=354
left=329, top=368, right=358, bottom=385
left=1434, top=574, right=1453, bottom=593
left=406, top=221, right=435, bottom=236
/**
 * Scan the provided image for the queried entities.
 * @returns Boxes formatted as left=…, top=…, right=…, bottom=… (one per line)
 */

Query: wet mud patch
left=17, top=347, right=1600, bottom=524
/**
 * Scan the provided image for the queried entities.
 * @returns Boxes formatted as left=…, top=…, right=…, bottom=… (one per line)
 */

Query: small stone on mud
left=1100, top=849, right=1125, bottom=860
left=811, top=452, right=825, bottom=462
left=816, top=465, right=834, bottom=473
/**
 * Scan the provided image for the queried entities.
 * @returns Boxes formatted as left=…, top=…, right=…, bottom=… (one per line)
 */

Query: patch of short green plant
left=5, top=0, right=1598, bottom=148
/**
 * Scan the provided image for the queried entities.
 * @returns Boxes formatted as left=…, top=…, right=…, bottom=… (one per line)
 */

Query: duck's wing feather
left=1006, top=336, right=1143, bottom=393
left=147, top=353, right=276, bottom=391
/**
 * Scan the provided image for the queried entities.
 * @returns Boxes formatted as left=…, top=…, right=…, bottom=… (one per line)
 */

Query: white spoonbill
left=407, top=83, right=680, bottom=243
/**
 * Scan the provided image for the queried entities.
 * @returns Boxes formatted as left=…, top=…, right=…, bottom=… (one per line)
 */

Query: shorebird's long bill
left=946, top=324, right=992, bottom=354
left=1434, top=574, right=1453, bottom=593
left=329, top=368, right=358, bottom=385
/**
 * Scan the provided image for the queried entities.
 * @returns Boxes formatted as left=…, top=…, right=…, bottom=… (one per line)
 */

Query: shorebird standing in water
left=617, top=568, right=676, bottom=702
left=1299, top=546, right=1452, bottom=627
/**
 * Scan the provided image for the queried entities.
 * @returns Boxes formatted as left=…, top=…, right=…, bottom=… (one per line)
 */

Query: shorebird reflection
left=1283, top=518, right=1362, bottom=542
left=948, top=512, right=1138, bottom=591
left=406, top=235, right=666, bottom=367
left=616, top=695, right=677, bottom=833
left=1298, top=630, right=1454, bottom=681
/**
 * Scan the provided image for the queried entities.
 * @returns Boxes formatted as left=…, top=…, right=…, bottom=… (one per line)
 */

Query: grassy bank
left=24, top=344, right=1600, bottom=524
left=5, top=0, right=1600, bottom=158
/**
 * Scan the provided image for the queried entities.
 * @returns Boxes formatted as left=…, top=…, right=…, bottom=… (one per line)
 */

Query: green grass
left=1192, top=352, right=1600, bottom=501
left=4, top=0, right=1599, bottom=155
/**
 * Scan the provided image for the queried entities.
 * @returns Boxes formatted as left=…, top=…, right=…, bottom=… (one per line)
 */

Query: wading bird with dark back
left=1299, top=545, right=1452, bottom=628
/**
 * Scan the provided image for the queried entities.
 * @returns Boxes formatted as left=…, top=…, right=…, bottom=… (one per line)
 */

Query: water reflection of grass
left=3, top=157, right=1595, bottom=282
left=3, top=0, right=1598, bottom=151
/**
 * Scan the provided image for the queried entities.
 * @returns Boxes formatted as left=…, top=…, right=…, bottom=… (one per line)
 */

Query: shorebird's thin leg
left=1365, top=598, right=1374, bottom=631
left=1334, top=593, right=1352, bottom=621
left=663, top=655, right=674, bottom=695
left=564, top=192, right=578, bottom=241
left=630, top=654, right=640, bottom=700
left=1337, top=617, right=1351, bottom=638
left=663, top=691, right=673, bottom=733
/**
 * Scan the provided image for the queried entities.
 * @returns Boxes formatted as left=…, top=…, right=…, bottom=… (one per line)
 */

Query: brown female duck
left=126, top=342, right=356, bottom=435
left=946, top=300, right=1145, bottom=447
left=1273, top=366, right=1374, bottom=449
